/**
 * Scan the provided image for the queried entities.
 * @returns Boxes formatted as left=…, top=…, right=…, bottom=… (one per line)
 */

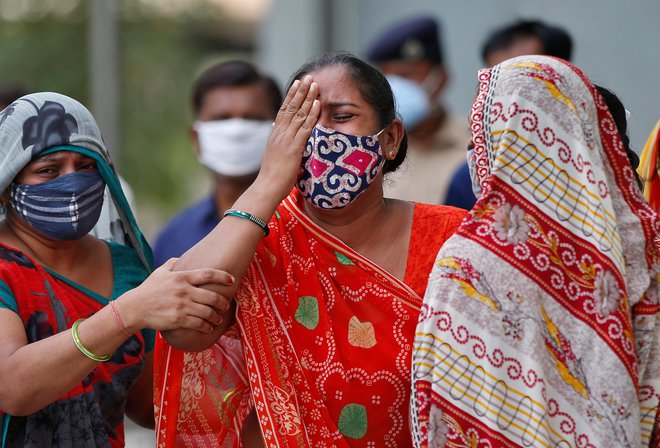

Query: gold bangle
left=71, top=318, right=111, bottom=362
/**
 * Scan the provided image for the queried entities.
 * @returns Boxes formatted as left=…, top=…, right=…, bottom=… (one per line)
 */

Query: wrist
left=253, top=172, right=295, bottom=205
left=113, top=293, right=142, bottom=335
left=237, top=180, right=284, bottom=220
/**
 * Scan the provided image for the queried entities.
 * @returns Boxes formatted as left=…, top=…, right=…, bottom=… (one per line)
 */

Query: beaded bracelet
left=71, top=318, right=111, bottom=362
left=223, top=209, right=270, bottom=237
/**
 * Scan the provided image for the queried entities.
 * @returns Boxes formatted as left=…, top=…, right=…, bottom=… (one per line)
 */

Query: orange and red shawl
left=411, top=56, right=660, bottom=448
left=639, top=119, right=660, bottom=210
left=155, top=188, right=466, bottom=447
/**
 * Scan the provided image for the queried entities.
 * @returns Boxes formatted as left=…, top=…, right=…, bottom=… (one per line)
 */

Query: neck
left=1, top=213, right=85, bottom=273
left=303, top=180, right=391, bottom=251
left=212, top=172, right=258, bottom=216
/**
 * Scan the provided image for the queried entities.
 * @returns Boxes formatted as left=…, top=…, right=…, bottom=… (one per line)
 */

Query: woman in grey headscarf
left=0, top=92, right=232, bottom=447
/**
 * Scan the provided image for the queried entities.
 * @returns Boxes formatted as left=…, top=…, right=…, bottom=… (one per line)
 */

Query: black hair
left=481, top=20, right=573, bottom=63
left=192, top=60, right=282, bottom=117
left=287, top=51, right=408, bottom=174
left=594, top=84, right=643, bottom=190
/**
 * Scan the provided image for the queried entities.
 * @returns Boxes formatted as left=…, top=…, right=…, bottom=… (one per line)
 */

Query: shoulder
left=107, top=241, right=143, bottom=263
left=0, top=245, right=38, bottom=313
left=413, top=202, right=468, bottom=224
left=411, top=202, right=468, bottom=242
left=0, top=244, right=37, bottom=271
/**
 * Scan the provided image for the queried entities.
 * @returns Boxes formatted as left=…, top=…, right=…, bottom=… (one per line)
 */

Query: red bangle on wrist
left=110, top=300, right=133, bottom=338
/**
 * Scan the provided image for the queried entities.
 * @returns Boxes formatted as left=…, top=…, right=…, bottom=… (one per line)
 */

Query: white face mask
left=194, top=118, right=272, bottom=176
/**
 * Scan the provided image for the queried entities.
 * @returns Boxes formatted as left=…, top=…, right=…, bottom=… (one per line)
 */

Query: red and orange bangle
left=110, top=300, right=132, bottom=338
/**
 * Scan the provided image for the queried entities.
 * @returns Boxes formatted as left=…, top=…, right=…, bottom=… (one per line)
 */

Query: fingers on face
left=294, top=99, right=321, bottom=145
left=294, top=82, right=318, bottom=121
left=277, top=76, right=317, bottom=128
left=279, top=79, right=301, bottom=115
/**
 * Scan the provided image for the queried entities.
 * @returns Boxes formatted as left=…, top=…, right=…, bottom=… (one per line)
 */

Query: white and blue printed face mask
left=10, top=171, right=106, bottom=241
left=297, top=124, right=385, bottom=209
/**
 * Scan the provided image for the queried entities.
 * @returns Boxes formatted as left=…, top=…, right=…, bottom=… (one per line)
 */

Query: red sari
left=154, top=189, right=466, bottom=447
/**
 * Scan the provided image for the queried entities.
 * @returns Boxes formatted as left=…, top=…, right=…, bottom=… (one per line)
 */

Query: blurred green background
left=0, top=0, right=263, bottom=238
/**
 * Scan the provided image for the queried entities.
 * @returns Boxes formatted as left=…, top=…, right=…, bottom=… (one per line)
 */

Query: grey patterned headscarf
left=0, top=92, right=151, bottom=270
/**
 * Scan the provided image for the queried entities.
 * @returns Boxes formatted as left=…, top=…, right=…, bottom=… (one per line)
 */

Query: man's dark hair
left=191, top=60, right=282, bottom=116
left=481, top=20, right=573, bottom=63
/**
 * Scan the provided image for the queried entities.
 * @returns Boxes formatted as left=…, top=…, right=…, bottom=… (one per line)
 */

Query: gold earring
left=388, top=147, right=397, bottom=159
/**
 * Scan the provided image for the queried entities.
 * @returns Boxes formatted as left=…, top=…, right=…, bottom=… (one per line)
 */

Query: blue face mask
left=10, top=171, right=106, bottom=241
left=386, top=75, right=431, bottom=129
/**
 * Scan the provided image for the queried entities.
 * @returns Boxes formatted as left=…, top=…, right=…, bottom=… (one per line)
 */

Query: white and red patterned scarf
left=411, top=56, right=660, bottom=448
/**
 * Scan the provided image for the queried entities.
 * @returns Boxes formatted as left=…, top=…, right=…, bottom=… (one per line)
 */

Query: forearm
left=176, top=180, right=280, bottom=285
left=163, top=183, right=279, bottom=350
left=0, top=308, right=131, bottom=415
left=163, top=75, right=319, bottom=351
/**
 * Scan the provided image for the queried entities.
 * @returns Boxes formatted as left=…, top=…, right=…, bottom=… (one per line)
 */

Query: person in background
left=154, top=51, right=468, bottom=447
left=444, top=19, right=573, bottom=210
left=639, top=119, right=660, bottom=210
left=152, top=60, right=282, bottom=267
left=0, top=92, right=233, bottom=446
left=481, top=19, right=573, bottom=68
left=365, top=15, right=471, bottom=205
left=411, top=55, right=659, bottom=447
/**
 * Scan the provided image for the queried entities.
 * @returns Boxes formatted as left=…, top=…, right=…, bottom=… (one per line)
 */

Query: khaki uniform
left=384, top=114, right=471, bottom=204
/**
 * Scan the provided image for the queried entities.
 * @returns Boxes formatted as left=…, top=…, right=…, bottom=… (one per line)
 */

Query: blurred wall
left=258, top=0, right=660, bottom=151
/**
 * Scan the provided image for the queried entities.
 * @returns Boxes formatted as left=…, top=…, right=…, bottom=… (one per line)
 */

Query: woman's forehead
left=31, top=151, right=94, bottom=163
left=309, top=66, right=361, bottom=102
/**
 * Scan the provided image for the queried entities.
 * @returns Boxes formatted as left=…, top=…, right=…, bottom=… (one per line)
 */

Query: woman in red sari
left=0, top=92, right=233, bottom=447
left=155, top=52, right=467, bottom=447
